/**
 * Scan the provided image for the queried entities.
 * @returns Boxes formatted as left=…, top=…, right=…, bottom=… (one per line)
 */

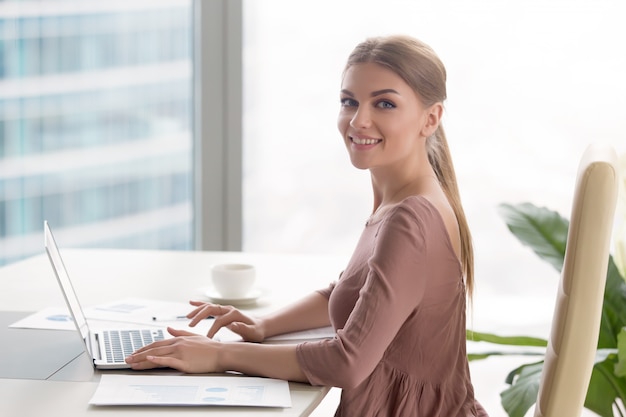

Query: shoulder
left=391, top=196, right=462, bottom=261
left=389, top=195, right=441, bottom=222
left=382, top=195, right=453, bottom=240
left=374, top=196, right=442, bottom=237
left=370, top=197, right=450, bottom=263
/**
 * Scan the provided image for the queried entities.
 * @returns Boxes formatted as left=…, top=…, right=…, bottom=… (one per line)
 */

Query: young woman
left=127, top=35, right=488, bottom=417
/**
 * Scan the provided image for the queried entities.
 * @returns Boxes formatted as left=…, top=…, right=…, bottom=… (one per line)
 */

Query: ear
left=420, top=102, right=443, bottom=138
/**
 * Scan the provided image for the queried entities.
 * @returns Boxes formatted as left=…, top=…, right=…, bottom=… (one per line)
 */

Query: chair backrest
left=534, top=144, right=620, bottom=417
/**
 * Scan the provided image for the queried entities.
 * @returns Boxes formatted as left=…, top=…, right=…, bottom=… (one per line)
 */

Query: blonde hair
left=345, top=35, right=475, bottom=298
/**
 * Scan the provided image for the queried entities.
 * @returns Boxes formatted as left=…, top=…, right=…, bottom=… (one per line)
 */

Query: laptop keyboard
left=102, top=329, right=165, bottom=364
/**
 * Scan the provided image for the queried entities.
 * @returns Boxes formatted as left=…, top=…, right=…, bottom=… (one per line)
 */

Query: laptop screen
left=44, top=221, right=91, bottom=344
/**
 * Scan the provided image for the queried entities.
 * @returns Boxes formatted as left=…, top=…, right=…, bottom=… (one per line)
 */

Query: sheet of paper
left=9, top=298, right=241, bottom=342
left=9, top=298, right=190, bottom=330
left=9, top=307, right=77, bottom=330
left=8, top=298, right=331, bottom=343
left=89, top=374, right=292, bottom=407
left=85, top=297, right=197, bottom=325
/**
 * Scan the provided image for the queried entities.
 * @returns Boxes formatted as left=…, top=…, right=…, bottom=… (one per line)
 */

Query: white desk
left=0, top=248, right=348, bottom=417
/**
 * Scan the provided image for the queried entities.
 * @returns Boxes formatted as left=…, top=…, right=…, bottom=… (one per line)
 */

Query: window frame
left=193, top=0, right=243, bottom=251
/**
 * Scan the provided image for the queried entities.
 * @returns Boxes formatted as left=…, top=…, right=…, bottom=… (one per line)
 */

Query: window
left=0, top=1, right=193, bottom=265
left=242, top=0, right=626, bottom=298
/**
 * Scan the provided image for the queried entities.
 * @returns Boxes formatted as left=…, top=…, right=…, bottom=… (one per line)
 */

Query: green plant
left=468, top=202, right=626, bottom=417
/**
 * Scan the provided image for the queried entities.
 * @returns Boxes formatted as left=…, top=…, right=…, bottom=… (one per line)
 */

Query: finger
left=206, top=308, right=247, bottom=338
left=187, top=301, right=219, bottom=315
left=144, top=355, right=184, bottom=371
left=186, top=305, right=205, bottom=318
left=188, top=305, right=218, bottom=327
left=167, top=327, right=196, bottom=337
left=185, top=307, right=204, bottom=327
left=126, top=344, right=176, bottom=368
left=130, top=338, right=174, bottom=355
left=186, top=303, right=213, bottom=320
left=188, top=304, right=232, bottom=327
left=187, top=303, right=235, bottom=318
left=227, top=322, right=262, bottom=343
left=128, top=359, right=161, bottom=370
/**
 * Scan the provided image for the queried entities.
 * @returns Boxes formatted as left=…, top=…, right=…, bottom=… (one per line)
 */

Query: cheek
left=383, top=124, right=423, bottom=152
left=391, top=117, right=423, bottom=141
left=337, top=113, right=350, bottom=136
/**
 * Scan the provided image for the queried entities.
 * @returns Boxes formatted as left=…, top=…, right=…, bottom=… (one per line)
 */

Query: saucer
left=204, top=288, right=264, bottom=306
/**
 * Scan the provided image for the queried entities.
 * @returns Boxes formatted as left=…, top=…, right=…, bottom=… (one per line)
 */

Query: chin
left=349, top=158, right=370, bottom=171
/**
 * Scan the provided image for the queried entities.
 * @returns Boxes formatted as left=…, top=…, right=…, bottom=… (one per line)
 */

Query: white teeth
left=352, top=137, right=380, bottom=145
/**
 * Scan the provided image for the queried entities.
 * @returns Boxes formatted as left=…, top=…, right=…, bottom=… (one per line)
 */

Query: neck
left=371, top=170, right=438, bottom=214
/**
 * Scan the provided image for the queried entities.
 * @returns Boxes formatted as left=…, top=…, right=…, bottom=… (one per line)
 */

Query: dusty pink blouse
left=296, top=196, right=488, bottom=417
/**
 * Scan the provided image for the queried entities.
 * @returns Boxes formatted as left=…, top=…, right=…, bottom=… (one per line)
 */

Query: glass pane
left=242, top=1, right=626, bottom=279
left=0, top=1, right=193, bottom=266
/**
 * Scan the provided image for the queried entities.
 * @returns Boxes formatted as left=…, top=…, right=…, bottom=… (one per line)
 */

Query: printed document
left=90, top=374, right=292, bottom=407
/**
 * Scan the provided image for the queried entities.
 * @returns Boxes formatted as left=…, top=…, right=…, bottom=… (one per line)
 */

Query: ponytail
left=428, top=125, right=474, bottom=299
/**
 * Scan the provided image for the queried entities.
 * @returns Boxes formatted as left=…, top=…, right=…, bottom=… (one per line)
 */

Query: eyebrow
left=340, top=88, right=400, bottom=97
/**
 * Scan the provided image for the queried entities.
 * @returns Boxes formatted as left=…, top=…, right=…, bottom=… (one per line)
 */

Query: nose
left=350, top=106, right=372, bottom=129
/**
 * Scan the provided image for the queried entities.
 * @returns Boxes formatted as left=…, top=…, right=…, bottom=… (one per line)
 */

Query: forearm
left=219, top=342, right=308, bottom=383
left=261, top=292, right=330, bottom=338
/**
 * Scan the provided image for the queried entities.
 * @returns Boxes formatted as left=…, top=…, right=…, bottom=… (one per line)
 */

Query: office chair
left=534, top=144, right=620, bottom=417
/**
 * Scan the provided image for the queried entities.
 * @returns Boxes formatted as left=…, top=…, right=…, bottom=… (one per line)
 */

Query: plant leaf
left=500, top=361, right=543, bottom=417
left=497, top=202, right=626, bottom=349
left=585, top=355, right=622, bottom=417
left=599, top=259, right=626, bottom=348
left=615, top=329, right=626, bottom=377
left=468, top=351, right=544, bottom=361
left=496, top=352, right=624, bottom=417
left=467, top=330, right=547, bottom=347
left=498, top=203, right=568, bottom=272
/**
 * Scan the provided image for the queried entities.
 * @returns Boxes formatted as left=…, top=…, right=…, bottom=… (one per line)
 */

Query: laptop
left=44, top=221, right=166, bottom=369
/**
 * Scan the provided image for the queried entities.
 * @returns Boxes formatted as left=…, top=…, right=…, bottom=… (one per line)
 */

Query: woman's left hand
left=125, top=327, right=223, bottom=373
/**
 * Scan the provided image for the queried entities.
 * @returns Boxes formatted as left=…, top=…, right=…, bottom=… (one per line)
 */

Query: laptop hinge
left=89, top=333, right=102, bottom=362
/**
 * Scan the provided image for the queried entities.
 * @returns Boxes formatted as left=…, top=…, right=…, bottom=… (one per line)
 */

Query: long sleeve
left=298, top=198, right=438, bottom=388
left=295, top=197, right=483, bottom=417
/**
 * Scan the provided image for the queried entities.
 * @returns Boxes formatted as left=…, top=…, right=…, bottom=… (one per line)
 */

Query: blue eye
left=376, top=100, right=395, bottom=109
left=340, top=97, right=358, bottom=107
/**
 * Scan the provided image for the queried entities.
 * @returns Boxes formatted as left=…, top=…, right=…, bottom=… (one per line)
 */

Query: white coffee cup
left=211, top=263, right=256, bottom=299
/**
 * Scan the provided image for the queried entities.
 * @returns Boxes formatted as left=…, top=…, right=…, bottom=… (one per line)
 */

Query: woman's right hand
left=186, top=300, right=266, bottom=342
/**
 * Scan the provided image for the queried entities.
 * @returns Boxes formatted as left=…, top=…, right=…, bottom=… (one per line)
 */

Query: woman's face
left=337, top=62, right=438, bottom=172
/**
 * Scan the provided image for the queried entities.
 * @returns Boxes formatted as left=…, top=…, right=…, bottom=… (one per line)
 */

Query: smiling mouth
left=350, top=136, right=382, bottom=145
